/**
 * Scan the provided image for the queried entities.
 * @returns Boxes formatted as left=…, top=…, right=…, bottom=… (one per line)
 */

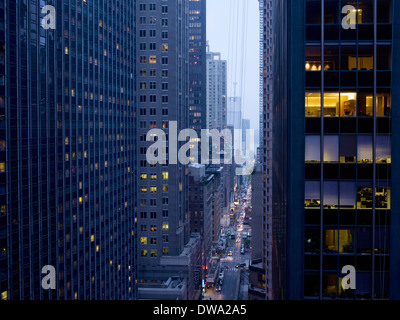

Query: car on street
left=228, top=251, right=233, bottom=256
left=215, top=285, right=222, bottom=292
left=235, top=263, right=246, bottom=268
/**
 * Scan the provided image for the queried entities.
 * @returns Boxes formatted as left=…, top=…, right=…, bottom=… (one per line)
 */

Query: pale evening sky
left=206, top=0, right=260, bottom=135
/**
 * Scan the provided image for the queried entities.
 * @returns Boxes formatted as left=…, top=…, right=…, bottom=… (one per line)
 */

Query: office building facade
left=1, top=0, right=137, bottom=300
left=136, top=0, right=191, bottom=284
left=272, top=0, right=400, bottom=299
left=189, top=0, right=207, bottom=135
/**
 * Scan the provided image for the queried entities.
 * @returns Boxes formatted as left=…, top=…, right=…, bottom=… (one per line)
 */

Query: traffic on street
left=203, top=180, right=252, bottom=300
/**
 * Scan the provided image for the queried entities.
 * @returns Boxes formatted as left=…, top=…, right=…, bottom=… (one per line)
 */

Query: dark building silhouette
left=1, top=0, right=137, bottom=300
left=271, top=0, right=400, bottom=299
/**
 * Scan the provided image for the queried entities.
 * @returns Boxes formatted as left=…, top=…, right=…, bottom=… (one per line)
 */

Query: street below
left=203, top=182, right=252, bottom=300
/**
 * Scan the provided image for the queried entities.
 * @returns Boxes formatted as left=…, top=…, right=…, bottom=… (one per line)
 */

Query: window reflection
left=340, top=135, right=356, bottom=163
left=324, top=136, right=339, bottom=163
left=305, top=181, right=321, bottom=208
left=305, top=136, right=321, bottom=163
left=357, top=136, right=373, bottom=163
left=376, top=136, right=391, bottom=163
left=340, top=182, right=356, bottom=209
left=324, top=181, right=338, bottom=209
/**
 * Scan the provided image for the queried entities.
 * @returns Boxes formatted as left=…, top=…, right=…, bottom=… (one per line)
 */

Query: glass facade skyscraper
left=1, top=0, right=136, bottom=300
left=272, top=0, right=400, bottom=299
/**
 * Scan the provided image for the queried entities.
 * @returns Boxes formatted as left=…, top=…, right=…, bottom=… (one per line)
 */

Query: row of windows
left=139, top=43, right=169, bottom=52
left=305, top=91, right=391, bottom=117
left=139, top=223, right=169, bottom=232
left=139, top=69, right=169, bottom=77
left=306, top=0, right=392, bottom=25
left=140, top=210, right=169, bottom=217
left=304, top=272, right=389, bottom=299
left=140, top=186, right=169, bottom=193
left=139, top=197, right=169, bottom=206
left=139, top=56, right=169, bottom=64
left=305, top=181, right=390, bottom=209
left=305, top=135, right=391, bottom=163
left=139, top=82, right=169, bottom=90
left=139, top=16, right=170, bottom=25
left=139, top=4, right=168, bottom=13
left=140, top=173, right=169, bottom=180
left=140, top=249, right=169, bottom=257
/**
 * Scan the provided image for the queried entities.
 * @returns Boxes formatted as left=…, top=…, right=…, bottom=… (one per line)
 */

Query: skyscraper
left=136, top=0, right=191, bottom=291
left=227, top=96, right=242, bottom=130
left=1, top=0, right=137, bottom=300
left=271, top=0, right=399, bottom=299
left=206, top=44, right=227, bottom=131
left=189, top=0, right=207, bottom=135
left=258, top=0, right=273, bottom=300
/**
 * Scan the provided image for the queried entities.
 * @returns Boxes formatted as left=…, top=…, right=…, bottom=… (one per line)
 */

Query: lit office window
left=305, top=92, right=321, bottom=117
left=324, top=230, right=354, bottom=253
left=357, top=183, right=373, bottom=209
left=324, top=92, right=339, bottom=117
left=340, top=93, right=357, bottom=117
left=376, top=182, right=391, bottom=209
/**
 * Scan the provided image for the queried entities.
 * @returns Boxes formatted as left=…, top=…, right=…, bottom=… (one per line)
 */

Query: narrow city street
left=203, top=182, right=252, bottom=300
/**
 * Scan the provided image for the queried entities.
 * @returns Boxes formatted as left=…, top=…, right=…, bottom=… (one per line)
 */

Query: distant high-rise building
left=227, top=97, right=242, bottom=130
left=136, top=0, right=191, bottom=292
left=1, top=0, right=137, bottom=300
left=206, top=45, right=227, bottom=131
left=272, top=0, right=399, bottom=300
